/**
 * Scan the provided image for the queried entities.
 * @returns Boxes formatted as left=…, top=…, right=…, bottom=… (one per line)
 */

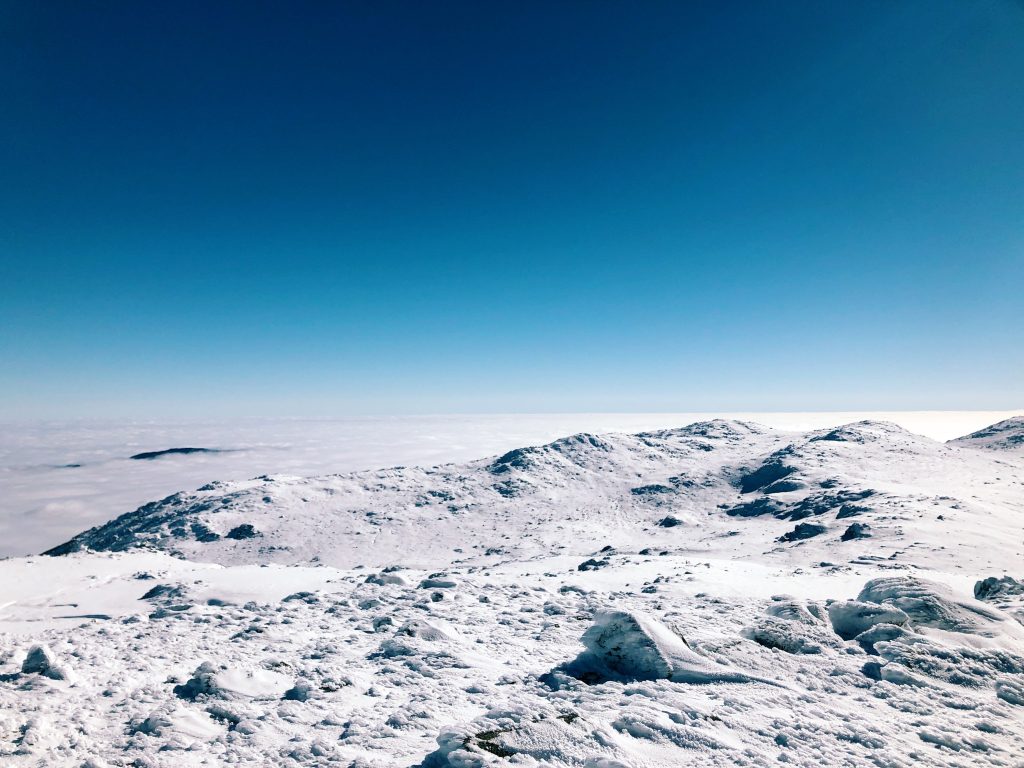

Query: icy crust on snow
left=2, top=417, right=1024, bottom=766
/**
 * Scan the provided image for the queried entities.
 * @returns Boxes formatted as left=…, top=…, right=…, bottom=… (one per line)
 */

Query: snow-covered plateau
left=2, top=415, right=1023, bottom=767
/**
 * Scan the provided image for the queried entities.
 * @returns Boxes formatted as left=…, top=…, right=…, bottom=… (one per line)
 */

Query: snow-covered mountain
left=2, top=418, right=1023, bottom=766
left=43, top=419, right=1024, bottom=575
left=949, top=415, right=1024, bottom=452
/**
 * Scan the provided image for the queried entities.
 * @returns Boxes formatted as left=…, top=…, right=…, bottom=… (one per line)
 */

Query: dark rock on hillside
left=810, top=426, right=872, bottom=443
left=488, top=447, right=536, bottom=474
left=738, top=462, right=796, bottom=494
left=780, top=489, right=875, bottom=522
left=841, top=523, right=872, bottom=541
left=191, top=522, right=220, bottom=543
left=762, top=479, right=807, bottom=494
left=225, top=524, right=259, bottom=540
left=141, top=583, right=190, bottom=601
left=778, top=523, right=827, bottom=543
left=631, top=484, right=673, bottom=496
left=836, top=504, right=869, bottom=519
left=726, top=497, right=784, bottom=518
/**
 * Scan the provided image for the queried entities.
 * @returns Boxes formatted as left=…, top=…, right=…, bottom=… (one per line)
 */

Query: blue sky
left=2, top=1, right=1022, bottom=419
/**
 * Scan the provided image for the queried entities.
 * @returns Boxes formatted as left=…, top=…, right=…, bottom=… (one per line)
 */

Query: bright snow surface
left=1, top=416, right=1023, bottom=766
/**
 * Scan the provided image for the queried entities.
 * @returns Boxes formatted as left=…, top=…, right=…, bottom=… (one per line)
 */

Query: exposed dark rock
left=951, top=417, right=1024, bottom=450
left=810, top=427, right=866, bottom=444
left=762, top=479, right=807, bottom=494
left=778, top=523, right=827, bottom=542
left=726, top=497, right=784, bottom=518
left=630, top=484, right=673, bottom=496
left=836, top=504, right=869, bottom=519
left=191, top=522, right=220, bottom=543
left=493, top=480, right=527, bottom=498
left=225, top=524, right=259, bottom=540
left=738, top=462, right=796, bottom=494
left=841, top=523, right=872, bottom=541
left=22, top=645, right=68, bottom=680
left=487, top=447, right=536, bottom=474
left=141, top=584, right=189, bottom=601
left=779, top=489, right=875, bottom=522
left=42, top=539, right=83, bottom=556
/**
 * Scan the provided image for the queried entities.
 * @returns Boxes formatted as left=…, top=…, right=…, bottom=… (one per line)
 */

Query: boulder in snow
left=21, top=645, right=69, bottom=681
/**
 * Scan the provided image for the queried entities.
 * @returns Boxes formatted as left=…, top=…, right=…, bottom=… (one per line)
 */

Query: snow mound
left=858, top=576, right=1011, bottom=636
left=133, top=703, right=222, bottom=740
left=745, top=597, right=840, bottom=654
left=562, top=610, right=772, bottom=685
left=173, top=662, right=292, bottom=701
left=828, top=601, right=909, bottom=641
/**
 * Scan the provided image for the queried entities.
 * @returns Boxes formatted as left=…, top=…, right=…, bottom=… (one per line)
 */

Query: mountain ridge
left=44, top=418, right=1023, bottom=577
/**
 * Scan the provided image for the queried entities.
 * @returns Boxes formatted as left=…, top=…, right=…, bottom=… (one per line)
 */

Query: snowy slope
left=44, top=419, right=1024, bottom=577
left=1, top=418, right=1023, bottom=766
left=949, top=415, right=1024, bottom=452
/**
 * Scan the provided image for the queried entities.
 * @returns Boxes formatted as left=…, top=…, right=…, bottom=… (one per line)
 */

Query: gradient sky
left=2, top=1, right=1022, bottom=419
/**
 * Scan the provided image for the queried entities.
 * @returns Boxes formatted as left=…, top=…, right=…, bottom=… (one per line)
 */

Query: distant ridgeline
left=129, top=448, right=223, bottom=461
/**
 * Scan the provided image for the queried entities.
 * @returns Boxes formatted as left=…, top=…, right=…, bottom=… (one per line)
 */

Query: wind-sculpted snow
left=2, top=418, right=1024, bottom=765
left=554, top=609, right=776, bottom=685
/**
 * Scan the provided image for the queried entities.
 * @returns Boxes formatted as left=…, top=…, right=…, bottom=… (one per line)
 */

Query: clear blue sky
left=2, top=1, right=1022, bottom=419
